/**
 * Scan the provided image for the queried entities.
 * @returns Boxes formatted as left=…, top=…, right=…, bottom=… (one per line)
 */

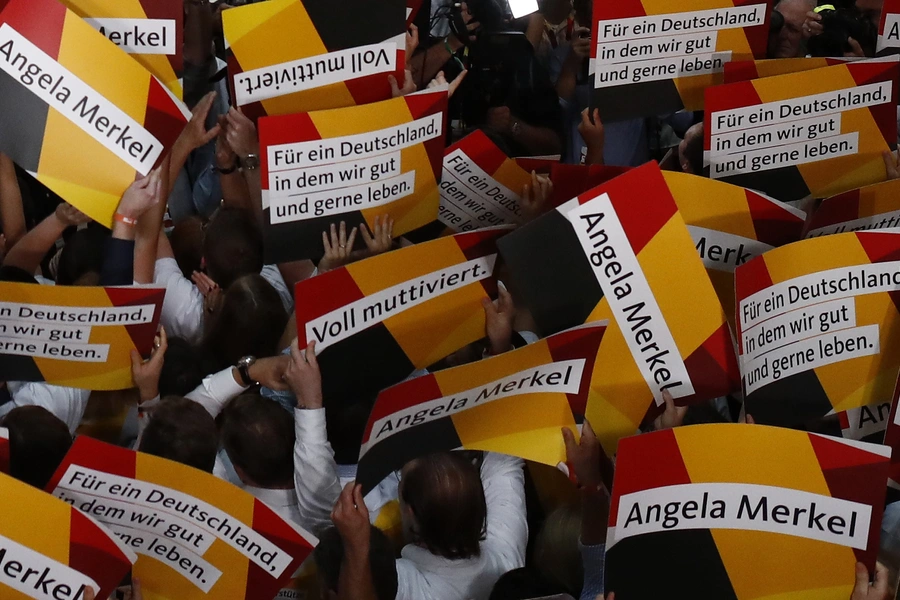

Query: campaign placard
left=591, top=0, right=772, bottom=121
left=704, top=59, right=899, bottom=202
left=355, top=322, right=607, bottom=493
left=62, top=0, right=182, bottom=97
left=0, top=283, right=164, bottom=390
left=259, top=88, right=446, bottom=263
left=724, top=57, right=855, bottom=83
left=1, top=470, right=136, bottom=600
left=0, top=427, right=7, bottom=474
left=606, top=424, right=890, bottom=598
left=223, top=0, right=405, bottom=120
left=294, top=226, right=507, bottom=405
left=882, top=372, right=900, bottom=489
left=499, top=162, right=739, bottom=450
left=0, top=0, right=189, bottom=226
left=806, top=179, right=900, bottom=238
left=439, top=130, right=531, bottom=232
left=548, top=163, right=630, bottom=208
left=735, top=232, right=900, bottom=428
left=47, top=437, right=317, bottom=600
left=878, top=0, right=900, bottom=55
left=663, top=171, right=805, bottom=328
left=838, top=400, right=892, bottom=443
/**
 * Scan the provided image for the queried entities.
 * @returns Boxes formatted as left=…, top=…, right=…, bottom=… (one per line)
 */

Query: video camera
left=807, top=3, right=876, bottom=57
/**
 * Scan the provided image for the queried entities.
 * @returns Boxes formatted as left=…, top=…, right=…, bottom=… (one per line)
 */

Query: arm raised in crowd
left=225, top=107, right=265, bottom=227
left=2, top=203, right=89, bottom=275
left=332, top=483, right=379, bottom=600
left=0, top=152, right=26, bottom=257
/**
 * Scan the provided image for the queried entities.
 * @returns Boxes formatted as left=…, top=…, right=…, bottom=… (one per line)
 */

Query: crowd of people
left=1, top=0, right=900, bottom=598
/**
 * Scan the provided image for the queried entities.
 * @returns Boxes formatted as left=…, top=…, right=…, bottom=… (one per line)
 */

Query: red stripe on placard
left=0, top=0, right=66, bottom=59
left=294, top=268, right=366, bottom=345
left=546, top=324, right=606, bottom=417
left=104, top=287, right=164, bottom=357
left=855, top=230, right=900, bottom=264
left=739, top=0, right=773, bottom=57
left=704, top=81, right=764, bottom=151
left=608, top=430, right=691, bottom=525
left=744, top=189, right=804, bottom=246
left=344, top=48, right=404, bottom=107
left=453, top=130, right=508, bottom=175
left=806, top=188, right=862, bottom=233
left=361, top=373, right=443, bottom=443
left=45, top=437, right=137, bottom=493
left=68, top=510, right=133, bottom=600
left=593, top=0, right=646, bottom=21
left=734, top=253, right=774, bottom=309
left=246, top=500, right=313, bottom=599
left=723, top=60, right=762, bottom=84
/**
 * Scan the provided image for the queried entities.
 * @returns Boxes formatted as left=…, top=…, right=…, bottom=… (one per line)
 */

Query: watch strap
left=237, top=363, right=255, bottom=387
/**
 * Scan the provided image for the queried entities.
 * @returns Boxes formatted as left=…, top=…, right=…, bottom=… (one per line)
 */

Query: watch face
left=244, top=155, right=260, bottom=169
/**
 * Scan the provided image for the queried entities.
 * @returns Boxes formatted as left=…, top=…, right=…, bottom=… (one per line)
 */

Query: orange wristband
left=114, top=212, right=137, bottom=226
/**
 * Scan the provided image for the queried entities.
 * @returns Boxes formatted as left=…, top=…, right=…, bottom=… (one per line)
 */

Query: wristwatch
left=241, top=154, right=260, bottom=171
left=236, top=355, right=257, bottom=387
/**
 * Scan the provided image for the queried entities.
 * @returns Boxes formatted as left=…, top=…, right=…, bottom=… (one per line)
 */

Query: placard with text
left=724, top=57, right=855, bottom=83
left=548, top=163, right=629, bottom=209
left=0, top=283, right=164, bottom=390
left=499, top=162, right=740, bottom=452
left=295, top=226, right=508, bottom=404
left=356, top=322, right=607, bottom=493
left=735, top=231, right=900, bottom=428
left=223, top=0, right=405, bottom=120
left=62, top=0, right=182, bottom=97
left=878, top=0, right=900, bottom=55
left=606, top=424, right=890, bottom=598
left=0, top=0, right=189, bottom=226
left=1, top=470, right=136, bottom=600
left=47, top=437, right=317, bottom=600
left=259, top=88, right=446, bottom=263
left=591, top=0, right=772, bottom=121
left=881, top=371, right=900, bottom=489
left=704, top=59, right=899, bottom=202
left=439, top=130, right=531, bottom=233
left=806, top=179, right=900, bottom=238
left=664, top=171, right=805, bottom=329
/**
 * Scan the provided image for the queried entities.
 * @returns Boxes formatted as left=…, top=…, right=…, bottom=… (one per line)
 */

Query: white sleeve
left=185, top=368, right=248, bottom=418
left=5, top=381, right=90, bottom=435
left=260, top=265, right=294, bottom=314
left=292, top=408, right=342, bottom=536
left=394, top=559, right=442, bottom=600
left=481, top=452, right=528, bottom=572
left=154, top=257, right=204, bottom=345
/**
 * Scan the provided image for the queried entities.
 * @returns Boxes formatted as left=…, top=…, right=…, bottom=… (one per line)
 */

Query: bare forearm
left=337, top=549, right=377, bottom=600
left=242, top=169, right=265, bottom=228
left=221, top=171, right=252, bottom=211
left=2, top=213, right=66, bottom=273
left=0, top=153, right=26, bottom=248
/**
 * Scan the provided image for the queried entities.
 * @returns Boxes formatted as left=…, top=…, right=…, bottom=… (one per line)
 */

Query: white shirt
left=0, top=382, right=90, bottom=434
left=293, top=408, right=343, bottom=536
left=394, top=453, right=528, bottom=600
left=154, top=258, right=293, bottom=346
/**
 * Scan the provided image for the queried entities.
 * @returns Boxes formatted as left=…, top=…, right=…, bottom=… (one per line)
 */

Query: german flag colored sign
left=0, top=283, right=164, bottom=390
left=439, top=129, right=531, bottom=233
left=878, top=0, right=900, bottom=55
left=548, top=163, right=630, bottom=209
left=724, top=57, right=855, bottom=83
left=0, top=0, right=189, bottom=226
left=61, top=0, right=183, bottom=98
left=223, top=0, right=405, bottom=120
left=591, top=0, right=772, bottom=121
left=704, top=59, right=899, bottom=202
left=0, top=428, right=7, bottom=474
left=881, top=371, right=900, bottom=489
left=259, top=88, right=446, bottom=263
left=606, top=424, right=890, bottom=598
left=806, top=179, right=900, bottom=238
left=295, top=226, right=507, bottom=405
left=47, top=437, right=317, bottom=600
left=736, top=232, right=900, bottom=428
left=355, top=322, right=607, bottom=493
left=663, top=171, right=805, bottom=329
left=1, top=470, right=136, bottom=600
left=499, top=162, right=739, bottom=453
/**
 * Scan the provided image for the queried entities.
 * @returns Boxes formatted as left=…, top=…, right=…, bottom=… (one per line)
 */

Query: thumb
left=561, top=426, right=577, bottom=453
left=853, top=562, right=869, bottom=591
left=388, top=74, right=400, bottom=94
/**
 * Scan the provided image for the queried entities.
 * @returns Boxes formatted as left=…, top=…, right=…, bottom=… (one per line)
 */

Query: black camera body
left=807, top=6, right=876, bottom=56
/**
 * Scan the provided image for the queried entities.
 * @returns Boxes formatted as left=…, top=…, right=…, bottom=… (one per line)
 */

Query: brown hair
left=400, top=452, right=487, bottom=560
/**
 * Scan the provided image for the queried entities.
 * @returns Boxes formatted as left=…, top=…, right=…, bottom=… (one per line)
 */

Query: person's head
left=1, top=406, right=72, bottom=488
left=170, top=216, right=205, bottom=279
left=203, top=274, right=288, bottom=369
left=489, top=568, right=566, bottom=600
left=220, top=394, right=294, bottom=488
left=399, top=452, right=487, bottom=560
left=202, top=207, right=263, bottom=289
left=138, top=396, right=218, bottom=472
left=313, top=525, right=398, bottom=600
left=533, top=502, right=584, bottom=595
left=158, top=337, right=206, bottom=397
left=56, top=226, right=106, bottom=286
left=856, top=0, right=883, bottom=27
left=773, top=0, right=817, bottom=57
left=678, top=122, right=704, bottom=175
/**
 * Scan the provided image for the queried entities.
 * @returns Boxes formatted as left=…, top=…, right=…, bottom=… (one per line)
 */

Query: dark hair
left=220, top=394, right=294, bottom=487
left=2, top=406, right=72, bottom=489
left=158, top=337, right=204, bottom=396
left=313, top=525, right=398, bottom=600
left=202, top=207, right=263, bottom=289
left=170, top=216, right=205, bottom=279
left=139, top=396, right=218, bottom=473
left=400, top=452, right=487, bottom=560
left=489, top=567, right=564, bottom=600
left=202, top=274, right=288, bottom=369
left=56, top=226, right=106, bottom=285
